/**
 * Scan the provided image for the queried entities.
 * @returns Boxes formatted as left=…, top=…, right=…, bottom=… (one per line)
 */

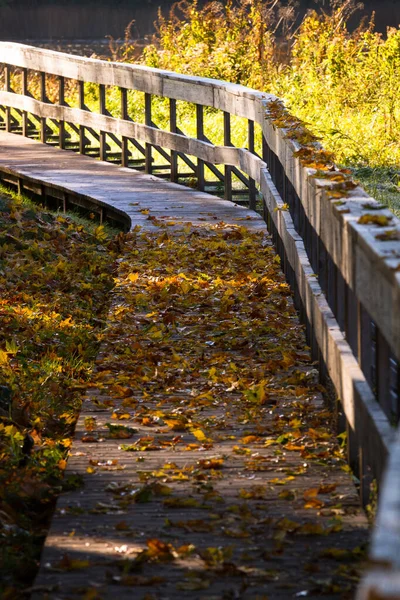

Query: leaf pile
left=0, top=191, right=118, bottom=597
left=62, top=222, right=368, bottom=599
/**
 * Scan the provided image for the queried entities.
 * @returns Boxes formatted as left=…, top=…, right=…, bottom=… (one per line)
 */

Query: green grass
left=351, top=167, right=400, bottom=218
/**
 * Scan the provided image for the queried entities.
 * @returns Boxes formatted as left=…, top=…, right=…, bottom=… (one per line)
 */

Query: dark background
left=0, top=0, right=397, bottom=41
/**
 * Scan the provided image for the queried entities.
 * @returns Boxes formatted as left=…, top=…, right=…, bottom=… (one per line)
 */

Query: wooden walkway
left=0, top=132, right=368, bottom=600
left=0, top=131, right=265, bottom=232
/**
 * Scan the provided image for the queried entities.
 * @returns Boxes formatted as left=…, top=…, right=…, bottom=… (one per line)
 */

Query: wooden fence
left=0, top=43, right=400, bottom=598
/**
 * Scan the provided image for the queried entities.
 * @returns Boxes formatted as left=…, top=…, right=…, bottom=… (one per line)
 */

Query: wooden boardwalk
left=0, top=131, right=265, bottom=232
left=0, top=132, right=368, bottom=600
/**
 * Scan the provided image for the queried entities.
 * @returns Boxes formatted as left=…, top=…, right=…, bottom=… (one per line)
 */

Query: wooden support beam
left=224, top=111, right=232, bottom=201
left=4, top=65, right=11, bottom=132
left=58, top=76, right=65, bottom=149
left=120, top=87, right=129, bottom=168
left=144, top=92, right=152, bottom=174
left=78, top=80, right=86, bottom=155
left=248, top=119, right=256, bottom=210
left=40, top=70, right=46, bottom=143
left=99, top=83, right=106, bottom=161
left=21, top=67, right=28, bottom=137
left=170, top=98, right=177, bottom=183
left=196, top=103, right=204, bottom=191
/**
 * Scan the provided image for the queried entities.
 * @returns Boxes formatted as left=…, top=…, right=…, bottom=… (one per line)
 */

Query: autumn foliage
left=0, top=190, right=118, bottom=596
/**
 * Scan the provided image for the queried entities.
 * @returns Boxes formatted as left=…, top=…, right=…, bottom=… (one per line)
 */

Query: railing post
left=58, top=76, right=66, bottom=149
left=345, top=284, right=359, bottom=359
left=359, top=445, right=373, bottom=507
left=22, top=67, right=28, bottom=137
left=376, top=330, right=393, bottom=420
left=358, top=302, right=374, bottom=389
left=145, top=92, right=152, bottom=174
left=99, top=83, right=107, bottom=161
left=327, top=255, right=337, bottom=316
left=262, top=136, right=270, bottom=168
left=4, top=64, right=11, bottom=132
left=170, top=98, right=178, bottom=182
left=39, top=71, right=46, bottom=143
left=120, top=87, right=129, bottom=168
left=196, top=104, right=205, bottom=191
left=223, top=111, right=232, bottom=201
left=336, top=269, right=346, bottom=331
left=248, top=119, right=256, bottom=210
left=78, top=80, right=86, bottom=155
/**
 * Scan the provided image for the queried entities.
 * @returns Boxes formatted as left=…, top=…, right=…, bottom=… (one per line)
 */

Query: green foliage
left=279, top=4, right=400, bottom=168
left=26, top=0, right=400, bottom=209
left=135, top=0, right=400, bottom=192
left=141, top=0, right=294, bottom=90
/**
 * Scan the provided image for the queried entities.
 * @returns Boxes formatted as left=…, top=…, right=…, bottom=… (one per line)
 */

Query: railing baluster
left=336, top=268, right=346, bottom=331
left=345, top=284, right=359, bottom=358
left=358, top=302, right=374, bottom=388
left=4, top=64, right=11, bottom=132
left=376, top=329, right=392, bottom=420
left=78, top=80, right=86, bottom=155
left=120, top=87, right=128, bottom=168
left=248, top=119, right=256, bottom=210
left=327, top=255, right=337, bottom=315
left=21, top=67, right=28, bottom=137
left=58, top=76, right=65, bottom=149
left=99, top=83, right=107, bottom=161
left=144, top=92, right=152, bottom=174
left=40, top=70, right=46, bottom=143
left=170, top=98, right=177, bottom=183
left=196, top=104, right=204, bottom=191
left=223, top=111, right=232, bottom=201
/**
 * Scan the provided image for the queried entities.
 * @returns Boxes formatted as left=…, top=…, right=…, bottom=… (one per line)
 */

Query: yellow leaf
left=94, top=225, right=107, bottom=241
left=180, top=280, right=191, bottom=294
left=192, top=428, right=206, bottom=441
left=303, top=488, right=319, bottom=500
left=0, top=350, right=9, bottom=365
left=241, top=435, right=260, bottom=444
left=304, top=498, right=325, bottom=509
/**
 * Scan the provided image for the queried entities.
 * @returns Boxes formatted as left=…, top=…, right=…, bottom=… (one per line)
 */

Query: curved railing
left=1, top=43, right=400, bottom=596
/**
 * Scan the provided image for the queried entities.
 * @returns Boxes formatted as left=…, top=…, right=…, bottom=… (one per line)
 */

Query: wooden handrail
left=0, top=41, right=268, bottom=119
left=1, top=44, right=400, bottom=595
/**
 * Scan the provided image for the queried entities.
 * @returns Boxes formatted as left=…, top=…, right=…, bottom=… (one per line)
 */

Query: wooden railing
left=0, top=43, right=400, bottom=596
